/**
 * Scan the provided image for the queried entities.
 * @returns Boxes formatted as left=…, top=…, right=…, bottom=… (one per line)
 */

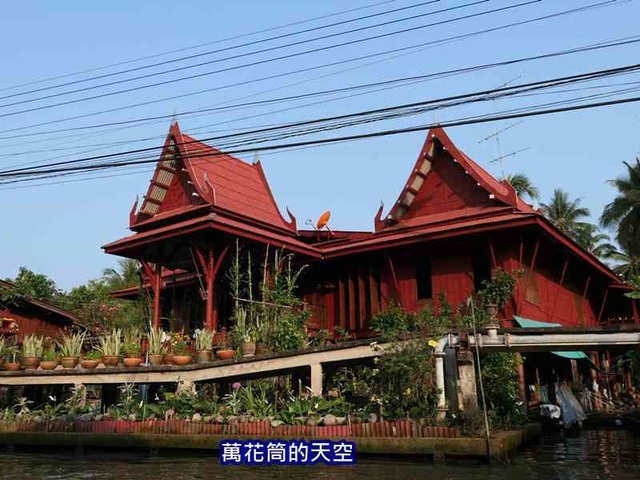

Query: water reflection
left=0, top=429, right=637, bottom=480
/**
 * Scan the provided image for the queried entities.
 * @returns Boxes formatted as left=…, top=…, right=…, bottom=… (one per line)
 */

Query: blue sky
left=0, top=0, right=639, bottom=290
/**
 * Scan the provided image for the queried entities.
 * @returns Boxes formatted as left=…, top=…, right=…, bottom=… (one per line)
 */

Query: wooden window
left=416, top=257, right=433, bottom=300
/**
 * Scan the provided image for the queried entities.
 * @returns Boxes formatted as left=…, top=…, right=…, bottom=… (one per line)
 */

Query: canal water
left=0, top=428, right=638, bottom=480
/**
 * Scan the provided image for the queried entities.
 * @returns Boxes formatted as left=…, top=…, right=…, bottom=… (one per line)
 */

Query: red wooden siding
left=0, top=309, right=65, bottom=341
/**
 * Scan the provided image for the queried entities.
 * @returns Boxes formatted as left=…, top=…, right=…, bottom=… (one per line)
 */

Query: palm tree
left=602, top=240, right=640, bottom=280
left=540, top=189, right=590, bottom=239
left=600, top=158, right=640, bottom=250
left=573, top=223, right=616, bottom=259
left=102, top=258, right=141, bottom=290
left=504, top=173, right=539, bottom=201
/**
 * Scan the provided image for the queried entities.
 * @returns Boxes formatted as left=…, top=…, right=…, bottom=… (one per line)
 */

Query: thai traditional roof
left=375, top=127, right=536, bottom=232
left=0, top=279, right=77, bottom=326
left=132, top=122, right=296, bottom=235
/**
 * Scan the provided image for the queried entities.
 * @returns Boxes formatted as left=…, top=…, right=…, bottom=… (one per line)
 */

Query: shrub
left=370, top=302, right=409, bottom=340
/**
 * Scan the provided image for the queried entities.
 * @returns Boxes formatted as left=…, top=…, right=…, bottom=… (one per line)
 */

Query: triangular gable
left=133, top=123, right=204, bottom=226
left=375, top=127, right=532, bottom=231
left=132, top=122, right=297, bottom=234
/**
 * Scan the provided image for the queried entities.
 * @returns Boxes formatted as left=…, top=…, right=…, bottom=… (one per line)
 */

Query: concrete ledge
left=0, top=424, right=542, bottom=460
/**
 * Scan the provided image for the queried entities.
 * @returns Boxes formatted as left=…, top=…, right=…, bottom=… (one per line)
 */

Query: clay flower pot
left=123, top=357, right=143, bottom=368
left=484, top=304, right=498, bottom=319
left=255, top=344, right=268, bottom=356
left=102, top=355, right=119, bottom=367
left=172, top=355, right=193, bottom=366
left=81, top=359, right=100, bottom=370
left=22, top=356, right=40, bottom=370
left=40, top=360, right=58, bottom=371
left=163, top=353, right=175, bottom=365
left=216, top=349, right=235, bottom=360
left=196, top=350, right=213, bottom=363
left=149, top=354, right=164, bottom=366
left=60, top=356, right=79, bottom=369
left=241, top=341, right=256, bottom=357
left=4, top=362, right=21, bottom=371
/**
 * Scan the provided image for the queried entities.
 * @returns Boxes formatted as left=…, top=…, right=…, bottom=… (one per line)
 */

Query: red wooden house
left=0, top=280, right=77, bottom=341
left=104, top=123, right=637, bottom=336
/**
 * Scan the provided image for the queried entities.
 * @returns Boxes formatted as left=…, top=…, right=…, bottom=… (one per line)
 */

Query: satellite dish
left=315, top=211, right=333, bottom=236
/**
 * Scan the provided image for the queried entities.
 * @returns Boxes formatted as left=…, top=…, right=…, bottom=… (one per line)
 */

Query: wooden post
left=369, top=264, right=380, bottom=317
left=358, top=268, right=367, bottom=330
left=141, top=261, right=162, bottom=329
left=489, top=238, right=498, bottom=269
left=386, top=256, right=401, bottom=304
left=549, top=258, right=569, bottom=320
left=338, top=275, right=346, bottom=330
left=195, top=244, right=230, bottom=332
left=632, top=298, right=639, bottom=324
left=310, top=364, right=323, bottom=397
left=597, top=287, right=610, bottom=324
left=348, top=269, right=356, bottom=331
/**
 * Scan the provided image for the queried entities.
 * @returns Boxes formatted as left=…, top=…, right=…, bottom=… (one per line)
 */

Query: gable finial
left=170, top=109, right=179, bottom=126
left=253, top=152, right=261, bottom=165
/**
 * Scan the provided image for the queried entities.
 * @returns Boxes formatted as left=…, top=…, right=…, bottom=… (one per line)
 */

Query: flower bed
left=0, top=418, right=459, bottom=438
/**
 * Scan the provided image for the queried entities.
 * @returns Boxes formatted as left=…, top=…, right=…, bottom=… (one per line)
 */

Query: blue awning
left=512, top=315, right=593, bottom=365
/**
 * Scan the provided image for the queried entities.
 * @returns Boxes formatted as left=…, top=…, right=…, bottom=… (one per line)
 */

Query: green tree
left=603, top=240, right=640, bottom=280
left=540, top=189, right=590, bottom=239
left=574, top=223, right=616, bottom=259
left=3, top=266, right=61, bottom=303
left=101, top=258, right=141, bottom=290
left=600, top=158, right=640, bottom=250
left=504, top=173, right=539, bottom=201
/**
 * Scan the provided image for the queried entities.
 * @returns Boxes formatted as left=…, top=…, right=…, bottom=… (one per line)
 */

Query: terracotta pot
left=172, top=355, right=193, bottom=366
left=163, top=353, right=175, bottom=365
left=22, top=356, right=40, bottom=370
left=102, top=355, right=120, bottom=367
left=81, top=359, right=100, bottom=369
left=4, top=362, right=21, bottom=371
left=123, top=357, right=143, bottom=368
left=40, top=360, right=58, bottom=370
left=149, top=353, right=164, bottom=366
left=255, top=344, right=267, bottom=355
left=60, top=356, right=79, bottom=369
left=216, top=349, right=235, bottom=360
left=241, top=341, right=256, bottom=357
left=197, top=350, right=213, bottom=363
left=485, top=304, right=498, bottom=318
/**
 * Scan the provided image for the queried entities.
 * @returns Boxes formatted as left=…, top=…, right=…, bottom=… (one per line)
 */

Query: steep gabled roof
left=375, top=127, right=535, bottom=232
left=133, top=123, right=297, bottom=235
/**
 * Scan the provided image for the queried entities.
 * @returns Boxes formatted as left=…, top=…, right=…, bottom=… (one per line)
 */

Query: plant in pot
left=479, top=269, right=521, bottom=328
left=98, top=328, right=122, bottom=366
left=40, top=346, right=59, bottom=370
left=147, top=326, right=165, bottom=366
left=122, top=329, right=143, bottom=367
left=194, top=328, right=215, bottom=363
left=58, top=331, right=86, bottom=369
left=81, top=349, right=102, bottom=369
left=4, top=346, right=21, bottom=371
left=21, top=334, right=44, bottom=370
left=241, top=328, right=257, bottom=357
left=162, top=331, right=175, bottom=365
left=216, top=333, right=235, bottom=360
left=171, top=332, right=193, bottom=365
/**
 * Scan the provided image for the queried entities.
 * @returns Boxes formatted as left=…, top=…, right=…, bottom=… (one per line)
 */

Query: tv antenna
left=489, top=146, right=532, bottom=164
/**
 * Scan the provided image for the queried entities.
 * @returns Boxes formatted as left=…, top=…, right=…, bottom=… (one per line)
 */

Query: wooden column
left=358, top=268, right=367, bottom=330
left=348, top=269, right=356, bottom=331
left=549, top=257, right=569, bottom=320
left=597, top=286, right=609, bottom=324
left=368, top=264, right=380, bottom=318
left=631, top=298, right=639, bottom=324
left=141, top=261, right=163, bottom=329
left=195, top=244, right=230, bottom=332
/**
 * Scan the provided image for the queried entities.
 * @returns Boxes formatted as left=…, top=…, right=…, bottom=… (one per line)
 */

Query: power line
left=0, top=0, right=442, bottom=102
left=0, top=1, right=627, bottom=137
left=0, top=0, right=397, bottom=93
left=0, top=0, right=517, bottom=117
left=2, top=62, right=638, bottom=179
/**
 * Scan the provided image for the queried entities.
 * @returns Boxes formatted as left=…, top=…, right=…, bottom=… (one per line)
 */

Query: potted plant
left=98, top=328, right=122, bottom=366
left=4, top=347, right=21, bottom=371
left=163, top=331, right=175, bottom=365
left=122, top=329, right=143, bottom=367
left=171, top=332, right=193, bottom=365
left=58, top=331, right=86, bottom=369
left=40, top=346, right=59, bottom=370
left=216, top=334, right=235, bottom=360
left=147, top=326, right=165, bottom=366
left=80, top=349, right=101, bottom=369
left=479, top=269, right=521, bottom=328
left=241, top=328, right=256, bottom=357
left=21, top=334, right=44, bottom=370
left=194, top=328, right=215, bottom=363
